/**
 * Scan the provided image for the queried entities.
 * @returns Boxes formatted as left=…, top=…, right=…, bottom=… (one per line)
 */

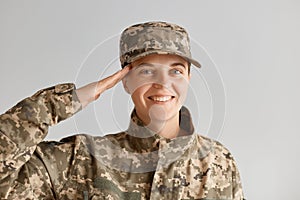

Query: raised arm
left=0, top=83, right=82, bottom=181
left=0, top=66, right=130, bottom=198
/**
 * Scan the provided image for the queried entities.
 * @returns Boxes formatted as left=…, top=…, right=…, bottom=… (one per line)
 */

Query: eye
left=139, top=69, right=154, bottom=75
left=170, top=69, right=183, bottom=75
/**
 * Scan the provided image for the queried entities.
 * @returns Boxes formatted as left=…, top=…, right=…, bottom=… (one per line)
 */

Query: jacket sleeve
left=231, top=158, right=246, bottom=200
left=0, top=83, right=81, bottom=196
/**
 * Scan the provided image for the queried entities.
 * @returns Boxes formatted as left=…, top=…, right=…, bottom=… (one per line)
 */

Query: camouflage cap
left=119, top=21, right=201, bottom=68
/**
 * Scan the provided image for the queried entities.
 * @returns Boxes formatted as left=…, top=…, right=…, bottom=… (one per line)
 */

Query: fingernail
left=124, top=65, right=132, bottom=70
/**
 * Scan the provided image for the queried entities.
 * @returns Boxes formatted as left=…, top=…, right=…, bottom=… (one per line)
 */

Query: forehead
left=131, top=54, right=188, bottom=67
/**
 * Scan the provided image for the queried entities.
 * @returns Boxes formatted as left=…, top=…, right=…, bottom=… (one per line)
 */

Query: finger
left=97, top=66, right=131, bottom=93
left=112, top=65, right=131, bottom=79
left=104, top=66, right=131, bottom=89
left=101, top=66, right=129, bottom=88
left=103, top=65, right=130, bottom=82
left=111, top=65, right=131, bottom=80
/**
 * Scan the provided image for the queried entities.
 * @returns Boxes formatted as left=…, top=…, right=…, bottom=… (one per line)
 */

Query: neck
left=142, top=113, right=180, bottom=139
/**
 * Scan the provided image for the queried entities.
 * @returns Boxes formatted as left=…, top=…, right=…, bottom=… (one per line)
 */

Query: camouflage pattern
left=0, top=83, right=245, bottom=199
left=119, top=21, right=201, bottom=68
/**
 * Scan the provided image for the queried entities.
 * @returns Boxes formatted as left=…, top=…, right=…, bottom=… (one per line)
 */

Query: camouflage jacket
left=0, top=83, right=245, bottom=200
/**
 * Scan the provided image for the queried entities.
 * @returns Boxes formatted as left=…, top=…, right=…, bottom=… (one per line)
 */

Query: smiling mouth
left=148, top=96, right=175, bottom=102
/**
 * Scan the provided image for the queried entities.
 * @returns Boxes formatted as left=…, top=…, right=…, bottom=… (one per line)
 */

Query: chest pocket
left=92, top=177, right=141, bottom=200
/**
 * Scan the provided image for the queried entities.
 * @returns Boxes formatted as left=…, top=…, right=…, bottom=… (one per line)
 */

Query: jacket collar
left=124, top=106, right=197, bottom=170
left=83, top=106, right=199, bottom=173
left=126, top=105, right=195, bottom=139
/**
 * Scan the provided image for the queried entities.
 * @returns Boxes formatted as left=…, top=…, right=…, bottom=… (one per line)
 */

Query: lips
left=148, top=95, right=175, bottom=102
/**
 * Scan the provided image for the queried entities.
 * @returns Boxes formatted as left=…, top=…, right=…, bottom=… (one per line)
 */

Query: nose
left=152, top=83, right=163, bottom=89
left=152, top=72, right=170, bottom=89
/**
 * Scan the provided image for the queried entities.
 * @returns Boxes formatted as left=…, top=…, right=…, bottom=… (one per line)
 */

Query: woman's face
left=123, top=54, right=191, bottom=124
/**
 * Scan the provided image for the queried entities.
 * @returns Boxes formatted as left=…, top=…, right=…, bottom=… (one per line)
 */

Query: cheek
left=173, top=77, right=190, bottom=101
left=126, top=76, right=154, bottom=95
left=130, top=85, right=151, bottom=103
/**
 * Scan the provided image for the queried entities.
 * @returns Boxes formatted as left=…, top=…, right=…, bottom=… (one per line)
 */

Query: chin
left=148, top=105, right=178, bottom=122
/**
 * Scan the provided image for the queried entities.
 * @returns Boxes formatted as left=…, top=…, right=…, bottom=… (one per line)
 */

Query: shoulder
left=36, top=132, right=126, bottom=154
left=35, top=134, right=88, bottom=158
left=195, top=134, right=237, bottom=166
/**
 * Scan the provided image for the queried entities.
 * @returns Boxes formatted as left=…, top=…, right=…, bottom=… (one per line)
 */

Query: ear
left=122, top=77, right=130, bottom=94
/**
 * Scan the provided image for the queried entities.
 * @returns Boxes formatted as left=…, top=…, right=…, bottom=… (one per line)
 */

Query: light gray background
left=1, top=1, right=299, bottom=199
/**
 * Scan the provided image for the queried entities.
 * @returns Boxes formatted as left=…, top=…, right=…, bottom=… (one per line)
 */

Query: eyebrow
left=135, top=63, right=155, bottom=68
left=170, top=62, right=187, bottom=69
left=135, top=62, right=187, bottom=69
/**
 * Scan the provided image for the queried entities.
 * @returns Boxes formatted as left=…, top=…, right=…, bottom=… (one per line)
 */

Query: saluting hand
left=75, top=66, right=131, bottom=108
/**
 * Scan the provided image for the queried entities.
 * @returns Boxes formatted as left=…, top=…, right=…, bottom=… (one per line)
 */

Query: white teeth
left=150, top=96, right=172, bottom=102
